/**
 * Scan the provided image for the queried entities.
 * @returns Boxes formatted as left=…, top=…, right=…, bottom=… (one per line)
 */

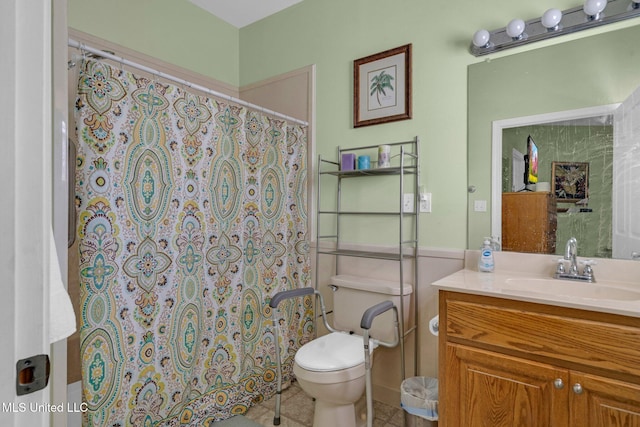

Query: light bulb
left=584, top=0, right=606, bottom=18
left=541, top=8, right=563, bottom=30
left=472, top=29, right=491, bottom=48
left=506, top=18, right=526, bottom=39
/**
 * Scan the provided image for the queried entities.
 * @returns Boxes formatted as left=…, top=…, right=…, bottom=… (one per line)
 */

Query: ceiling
left=189, top=0, right=303, bottom=28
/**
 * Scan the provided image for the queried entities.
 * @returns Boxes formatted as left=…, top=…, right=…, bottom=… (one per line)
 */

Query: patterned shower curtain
left=74, top=59, right=312, bottom=426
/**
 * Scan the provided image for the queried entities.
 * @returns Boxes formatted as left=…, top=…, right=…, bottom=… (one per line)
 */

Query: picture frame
left=551, top=161, right=589, bottom=203
left=353, top=44, right=412, bottom=128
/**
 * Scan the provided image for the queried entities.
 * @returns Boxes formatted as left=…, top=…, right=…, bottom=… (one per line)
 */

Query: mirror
left=495, top=108, right=615, bottom=258
left=468, top=24, right=640, bottom=259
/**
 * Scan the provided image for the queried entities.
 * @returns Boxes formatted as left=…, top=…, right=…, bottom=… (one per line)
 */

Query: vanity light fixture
left=470, top=0, right=640, bottom=56
left=541, top=8, right=563, bottom=30
left=584, top=0, right=607, bottom=19
left=506, top=19, right=527, bottom=39
left=472, top=29, right=492, bottom=48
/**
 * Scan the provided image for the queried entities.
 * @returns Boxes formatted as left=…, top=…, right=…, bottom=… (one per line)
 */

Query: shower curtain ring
left=78, top=44, right=88, bottom=69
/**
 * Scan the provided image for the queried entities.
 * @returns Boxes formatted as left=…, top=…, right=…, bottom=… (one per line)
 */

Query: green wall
left=238, top=0, right=617, bottom=248
left=68, top=0, right=640, bottom=249
left=68, top=0, right=240, bottom=86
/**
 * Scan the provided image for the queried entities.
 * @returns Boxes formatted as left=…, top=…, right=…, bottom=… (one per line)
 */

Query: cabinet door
left=445, top=344, right=569, bottom=427
left=571, top=371, right=640, bottom=426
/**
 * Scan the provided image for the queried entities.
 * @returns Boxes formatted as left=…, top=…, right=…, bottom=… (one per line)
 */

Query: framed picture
left=551, top=161, right=589, bottom=202
left=353, top=44, right=412, bottom=128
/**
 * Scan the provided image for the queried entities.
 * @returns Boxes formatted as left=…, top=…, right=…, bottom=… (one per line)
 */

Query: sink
left=502, top=278, right=640, bottom=301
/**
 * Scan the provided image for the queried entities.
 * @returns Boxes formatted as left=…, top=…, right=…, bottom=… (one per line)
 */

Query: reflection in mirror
left=467, top=24, right=640, bottom=260
left=497, top=111, right=613, bottom=258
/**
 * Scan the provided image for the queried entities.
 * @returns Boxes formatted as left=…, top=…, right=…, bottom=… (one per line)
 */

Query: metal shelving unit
left=315, top=136, right=420, bottom=379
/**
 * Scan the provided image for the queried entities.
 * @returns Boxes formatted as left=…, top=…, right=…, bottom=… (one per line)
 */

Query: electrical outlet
left=403, top=194, right=414, bottom=213
left=420, top=193, right=432, bottom=213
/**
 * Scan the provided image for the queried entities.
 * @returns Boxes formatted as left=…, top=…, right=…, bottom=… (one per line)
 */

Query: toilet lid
left=294, top=332, right=376, bottom=372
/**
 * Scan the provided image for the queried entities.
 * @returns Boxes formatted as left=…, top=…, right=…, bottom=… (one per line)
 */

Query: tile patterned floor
left=244, top=381, right=405, bottom=427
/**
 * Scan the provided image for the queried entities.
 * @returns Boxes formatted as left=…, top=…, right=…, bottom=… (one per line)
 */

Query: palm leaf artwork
left=369, top=70, right=395, bottom=107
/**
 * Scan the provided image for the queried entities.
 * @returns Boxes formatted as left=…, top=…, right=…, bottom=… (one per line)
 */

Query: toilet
left=293, top=275, right=413, bottom=427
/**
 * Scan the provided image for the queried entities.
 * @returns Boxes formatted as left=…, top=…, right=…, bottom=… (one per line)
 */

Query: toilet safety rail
left=269, top=287, right=400, bottom=427
left=361, top=301, right=400, bottom=427
left=269, top=287, right=337, bottom=426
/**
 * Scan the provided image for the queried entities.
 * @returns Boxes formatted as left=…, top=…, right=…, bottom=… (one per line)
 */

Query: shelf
left=315, top=136, right=420, bottom=379
left=316, top=248, right=416, bottom=261
left=557, top=207, right=593, bottom=213
left=319, top=165, right=417, bottom=178
left=318, top=210, right=417, bottom=216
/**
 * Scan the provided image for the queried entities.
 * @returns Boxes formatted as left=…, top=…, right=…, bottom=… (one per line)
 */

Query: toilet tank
left=329, top=275, right=413, bottom=343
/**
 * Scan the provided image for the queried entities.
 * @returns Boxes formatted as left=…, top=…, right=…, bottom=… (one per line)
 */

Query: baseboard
left=373, top=382, right=401, bottom=409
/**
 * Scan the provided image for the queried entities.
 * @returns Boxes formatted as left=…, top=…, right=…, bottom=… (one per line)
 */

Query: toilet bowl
left=293, top=331, right=377, bottom=427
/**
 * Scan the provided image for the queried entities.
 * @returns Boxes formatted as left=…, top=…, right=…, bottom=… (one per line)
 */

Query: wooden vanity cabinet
left=439, top=291, right=640, bottom=427
left=445, top=344, right=569, bottom=426
left=502, top=192, right=557, bottom=253
left=570, top=371, right=640, bottom=426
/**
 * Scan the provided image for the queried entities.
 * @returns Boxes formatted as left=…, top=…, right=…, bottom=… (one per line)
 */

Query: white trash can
left=401, top=377, right=438, bottom=427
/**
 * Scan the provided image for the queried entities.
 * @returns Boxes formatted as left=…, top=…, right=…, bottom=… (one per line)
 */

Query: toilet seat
left=294, top=332, right=377, bottom=372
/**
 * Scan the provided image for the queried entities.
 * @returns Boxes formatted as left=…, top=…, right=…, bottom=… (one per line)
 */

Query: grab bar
left=361, top=301, right=400, bottom=427
left=269, top=287, right=337, bottom=425
left=269, top=287, right=315, bottom=309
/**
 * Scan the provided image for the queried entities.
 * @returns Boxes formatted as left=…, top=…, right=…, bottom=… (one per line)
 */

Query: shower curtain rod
left=68, top=38, right=309, bottom=126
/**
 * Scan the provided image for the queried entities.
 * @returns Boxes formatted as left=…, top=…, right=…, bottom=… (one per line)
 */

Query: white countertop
left=433, top=268, right=640, bottom=318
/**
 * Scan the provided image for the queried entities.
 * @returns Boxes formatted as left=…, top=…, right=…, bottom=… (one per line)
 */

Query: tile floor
left=244, top=381, right=405, bottom=427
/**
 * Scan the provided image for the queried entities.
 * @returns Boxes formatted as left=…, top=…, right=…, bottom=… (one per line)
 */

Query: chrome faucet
left=565, top=237, right=579, bottom=275
left=554, top=237, right=596, bottom=282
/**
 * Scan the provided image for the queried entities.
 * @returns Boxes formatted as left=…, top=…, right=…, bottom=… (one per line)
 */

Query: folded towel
left=49, top=228, right=76, bottom=343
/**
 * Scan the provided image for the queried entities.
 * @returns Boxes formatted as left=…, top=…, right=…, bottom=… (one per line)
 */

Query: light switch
left=403, top=194, right=415, bottom=213
left=474, top=200, right=487, bottom=212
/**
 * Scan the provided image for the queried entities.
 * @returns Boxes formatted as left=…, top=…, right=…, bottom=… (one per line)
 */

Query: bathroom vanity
left=433, top=257, right=640, bottom=427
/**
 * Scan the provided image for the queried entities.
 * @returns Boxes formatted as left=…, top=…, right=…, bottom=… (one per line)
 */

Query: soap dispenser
left=478, top=238, right=495, bottom=272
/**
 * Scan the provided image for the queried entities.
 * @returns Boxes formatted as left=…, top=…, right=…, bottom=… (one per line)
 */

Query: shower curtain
left=74, top=59, right=312, bottom=426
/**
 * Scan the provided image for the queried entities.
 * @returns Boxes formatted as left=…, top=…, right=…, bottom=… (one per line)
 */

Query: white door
left=0, top=0, right=52, bottom=426
left=511, top=148, right=525, bottom=192
left=613, top=85, right=640, bottom=259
